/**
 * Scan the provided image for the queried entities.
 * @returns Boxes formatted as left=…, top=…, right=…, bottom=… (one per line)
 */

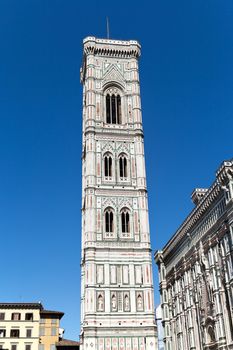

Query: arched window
left=106, top=93, right=121, bottom=124
left=117, top=95, right=121, bottom=123
left=106, top=94, right=111, bottom=123
left=104, top=154, right=112, bottom=177
left=119, top=155, right=127, bottom=178
left=121, top=209, right=130, bottom=233
left=105, top=208, right=114, bottom=233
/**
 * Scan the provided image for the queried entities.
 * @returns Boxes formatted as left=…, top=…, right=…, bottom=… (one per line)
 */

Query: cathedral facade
left=80, top=37, right=157, bottom=350
left=155, top=160, right=233, bottom=350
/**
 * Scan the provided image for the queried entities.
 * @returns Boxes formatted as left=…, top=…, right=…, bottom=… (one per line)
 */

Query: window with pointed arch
left=105, top=208, right=114, bottom=236
left=106, top=89, right=122, bottom=124
left=104, top=153, right=113, bottom=178
left=119, top=154, right=127, bottom=179
left=121, top=208, right=130, bottom=236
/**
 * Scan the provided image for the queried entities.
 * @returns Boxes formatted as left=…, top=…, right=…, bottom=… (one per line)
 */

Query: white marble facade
left=155, top=160, right=233, bottom=350
left=80, top=37, right=157, bottom=350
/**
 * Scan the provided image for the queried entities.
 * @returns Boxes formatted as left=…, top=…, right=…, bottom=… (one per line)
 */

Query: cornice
left=162, top=183, right=221, bottom=257
left=161, top=160, right=233, bottom=260
left=83, top=37, right=141, bottom=59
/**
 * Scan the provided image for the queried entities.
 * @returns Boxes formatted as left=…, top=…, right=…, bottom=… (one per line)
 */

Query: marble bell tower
left=80, top=36, right=157, bottom=350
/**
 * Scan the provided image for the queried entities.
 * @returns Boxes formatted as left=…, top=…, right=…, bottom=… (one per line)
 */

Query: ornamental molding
left=118, top=197, right=133, bottom=210
left=96, top=189, right=138, bottom=197
left=102, top=197, right=117, bottom=209
left=95, top=133, right=135, bottom=142
left=94, top=241, right=150, bottom=249
left=101, top=142, right=115, bottom=154
left=161, top=161, right=233, bottom=260
left=83, top=38, right=141, bottom=59
left=216, top=160, right=233, bottom=186
left=116, top=143, right=129, bottom=155
left=102, top=64, right=126, bottom=90
left=164, top=183, right=220, bottom=251
left=102, top=196, right=133, bottom=211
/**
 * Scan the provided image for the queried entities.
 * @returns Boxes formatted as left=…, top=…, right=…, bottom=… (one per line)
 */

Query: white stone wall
left=80, top=37, right=157, bottom=350
left=156, top=161, right=233, bottom=350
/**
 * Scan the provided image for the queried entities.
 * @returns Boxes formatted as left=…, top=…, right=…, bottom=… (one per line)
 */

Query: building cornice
left=81, top=37, right=141, bottom=84
left=160, top=160, right=233, bottom=260
left=0, top=303, right=43, bottom=310
left=83, top=37, right=141, bottom=59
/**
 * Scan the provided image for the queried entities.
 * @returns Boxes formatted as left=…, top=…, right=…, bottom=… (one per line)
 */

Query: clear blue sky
left=0, top=0, right=232, bottom=340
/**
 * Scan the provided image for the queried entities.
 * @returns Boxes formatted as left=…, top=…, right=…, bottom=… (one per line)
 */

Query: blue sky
left=0, top=0, right=232, bottom=340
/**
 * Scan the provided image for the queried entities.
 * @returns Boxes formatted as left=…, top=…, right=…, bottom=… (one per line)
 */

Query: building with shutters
left=0, top=303, right=42, bottom=350
left=0, top=303, right=77, bottom=350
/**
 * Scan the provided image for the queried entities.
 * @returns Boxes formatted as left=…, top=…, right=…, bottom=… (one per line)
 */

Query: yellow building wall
left=39, top=317, right=60, bottom=350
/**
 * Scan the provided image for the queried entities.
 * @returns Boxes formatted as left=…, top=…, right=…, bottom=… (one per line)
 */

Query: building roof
left=0, top=303, right=43, bottom=309
left=56, top=339, right=80, bottom=347
left=40, top=309, right=64, bottom=319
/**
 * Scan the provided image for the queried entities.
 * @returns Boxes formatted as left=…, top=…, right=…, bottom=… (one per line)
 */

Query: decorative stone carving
left=97, top=292, right=104, bottom=312
left=111, top=292, right=117, bottom=312
left=124, top=292, right=130, bottom=312
left=136, top=292, right=144, bottom=311
left=101, top=142, right=115, bottom=154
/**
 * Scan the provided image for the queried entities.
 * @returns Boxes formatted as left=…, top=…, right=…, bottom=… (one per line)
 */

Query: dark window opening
left=121, top=210, right=130, bottom=233
left=119, top=156, right=127, bottom=178
left=10, top=329, right=20, bottom=338
left=106, top=94, right=111, bottom=123
left=105, top=209, right=114, bottom=233
left=106, top=93, right=121, bottom=124
left=117, top=95, right=121, bottom=124
left=111, top=95, right=116, bottom=124
left=11, top=313, right=21, bottom=321
left=25, top=313, right=33, bottom=321
left=104, top=155, right=112, bottom=177
left=26, top=329, right=32, bottom=338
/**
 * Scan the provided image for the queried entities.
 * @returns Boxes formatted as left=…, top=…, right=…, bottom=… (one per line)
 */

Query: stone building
left=0, top=303, right=42, bottom=350
left=80, top=37, right=157, bottom=350
left=155, top=160, right=233, bottom=350
left=0, top=303, right=79, bottom=350
left=0, top=303, right=65, bottom=350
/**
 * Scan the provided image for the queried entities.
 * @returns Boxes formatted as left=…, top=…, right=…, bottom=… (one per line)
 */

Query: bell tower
left=80, top=37, right=157, bottom=350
